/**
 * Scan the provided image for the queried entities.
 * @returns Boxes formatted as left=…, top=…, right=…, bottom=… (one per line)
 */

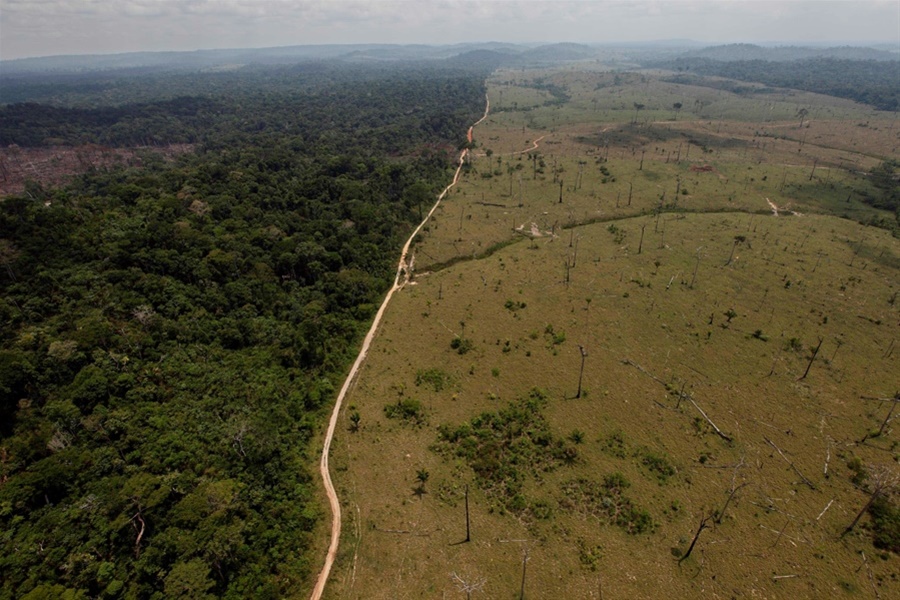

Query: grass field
left=320, top=66, right=899, bottom=599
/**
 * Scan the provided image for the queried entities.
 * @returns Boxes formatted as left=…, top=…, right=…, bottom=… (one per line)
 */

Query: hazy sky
left=1, top=0, right=898, bottom=60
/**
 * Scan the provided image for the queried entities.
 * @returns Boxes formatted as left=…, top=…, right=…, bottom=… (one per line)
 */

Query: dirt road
left=308, top=94, right=490, bottom=600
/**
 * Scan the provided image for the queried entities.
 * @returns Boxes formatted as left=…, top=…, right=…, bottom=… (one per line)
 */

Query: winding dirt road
left=308, top=94, right=490, bottom=600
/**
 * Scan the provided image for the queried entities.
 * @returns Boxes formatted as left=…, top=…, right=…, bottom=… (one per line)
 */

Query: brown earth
left=0, top=144, right=193, bottom=196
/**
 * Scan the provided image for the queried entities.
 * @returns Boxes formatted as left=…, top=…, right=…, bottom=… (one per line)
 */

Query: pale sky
left=1, top=0, right=898, bottom=61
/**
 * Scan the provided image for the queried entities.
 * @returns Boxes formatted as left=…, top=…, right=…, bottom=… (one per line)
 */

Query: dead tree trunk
left=842, top=467, right=898, bottom=537
left=688, top=396, right=732, bottom=442
left=716, top=482, right=749, bottom=524
left=860, top=393, right=900, bottom=442
left=465, top=485, right=471, bottom=542
left=519, top=550, right=529, bottom=600
left=689, top=248, right=702, bottom=289
left=765, top=436, right=816, bottom=490
left=798, top=337, right=824, bottom=381
left=679, top=513, right=712, bottom=563
left=575, top=345, right=587, bottom=399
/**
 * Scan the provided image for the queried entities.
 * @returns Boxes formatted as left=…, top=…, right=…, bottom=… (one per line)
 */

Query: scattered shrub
left=415, top=368, right=450, bottom=392
left=870, top=496, right=900, bottom=553
left=602, top=430, right=627, bottom=458
left=450, top=337, right=473, bottom=355
left=504, top=299, right=527, bottom=311
left=435, top=388, right=575, bottom=516
left=847, top=457, right=868, bottom=486
left=560, top=474, right=656, bottom=534
left=384, top=398, right=426, bottom=425
left=639, top=449, right=677, bottom=484
left=577, top=540, right=603, bottom=571
left=784, top=337, right=803, bottom=352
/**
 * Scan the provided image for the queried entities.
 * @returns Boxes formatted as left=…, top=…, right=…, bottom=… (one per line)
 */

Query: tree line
left=654, top=57, right=900, bottom=112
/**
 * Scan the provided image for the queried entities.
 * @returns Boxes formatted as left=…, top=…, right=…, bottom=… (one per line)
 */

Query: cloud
left=2, top=0, right=897, bottom=60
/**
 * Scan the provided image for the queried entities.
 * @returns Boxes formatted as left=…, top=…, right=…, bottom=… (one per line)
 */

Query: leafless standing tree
left=842, top=465, right=899, bottom=537
left=451, top=572, right=486, bottom=600
left=679, top=512, right=713, bottom=563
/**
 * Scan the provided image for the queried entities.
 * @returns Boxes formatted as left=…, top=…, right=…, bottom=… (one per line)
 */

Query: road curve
left=309, top=94, right=490, bottom=600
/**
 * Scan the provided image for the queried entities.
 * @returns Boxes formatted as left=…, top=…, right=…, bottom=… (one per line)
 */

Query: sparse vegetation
left=335, top=61, right=900, bottom=598
left=450, top=336, right=474, bottom=355
left=435, top=389, right=577, bottom=516
left=504, top=299, right=527, bottom=311
left=637, top=449, right=677, bottom=484
left=415, top=368, right=452, bottom=392
left=384, top=398, right=427, bottom=425
left=560, top=474, right=656, bottom=534
left=602, top=430, right=628, bottom=458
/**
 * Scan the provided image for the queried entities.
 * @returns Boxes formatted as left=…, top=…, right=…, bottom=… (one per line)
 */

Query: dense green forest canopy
left=653, top=57, right=900, bottom=112
left=0, top=62, right=485, bottom=150
left=0, top=62, right=486, bottom=599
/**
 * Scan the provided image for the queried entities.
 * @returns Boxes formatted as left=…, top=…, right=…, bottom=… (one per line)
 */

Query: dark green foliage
left=0, top=96, right=218, bottom=147
left=543, top=323, right=566, bottom=346
left=560, top=474, right=656, bottom=534
left=606, top=224, right=626, bottom=244
left=523, top=77, right=571, bottom=107
left=504, top=299, right=527, bottom=311
left=450, top=337, right=474, bottom=355
left=860, top=160, right=900, bottom=216
left=435, top=389, right=577, bottom=517
left=384, top=399, right=426, bottom=425
left=415, top=468, right=430, bottom=485
left=637, top=449, right=677, bottom=484
left=869, top=496, right=900, bottom=553
left=848, top=457, right=869, bottom=487
left=0, top=62, right=487, bottom=598
left=657, top=58, right=900, bottom=112
left=576, top=540, right=604, bottom=571
left=0, top=63, right=487, bottom=150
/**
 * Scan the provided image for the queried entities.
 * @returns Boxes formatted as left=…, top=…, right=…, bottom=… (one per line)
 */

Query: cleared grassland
left=322, top=68, right=899, bottom=599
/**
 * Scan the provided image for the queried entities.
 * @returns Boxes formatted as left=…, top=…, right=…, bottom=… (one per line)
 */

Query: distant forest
left=654, top=57, right=900, bottom=112
left=0, top=62, right=486, bottom=599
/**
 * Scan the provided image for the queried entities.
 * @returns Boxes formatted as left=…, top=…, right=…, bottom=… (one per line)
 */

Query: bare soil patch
left=0, top=143, right=193, bottom=196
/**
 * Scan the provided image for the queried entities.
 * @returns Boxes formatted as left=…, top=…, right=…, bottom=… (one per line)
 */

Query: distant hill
left=444, top=49, right=518, bottom=71
left=0, top=41, right=633, bottom=80
left=519, top=43, right=599, bottom=63
left=0, top=43, right=532, bottom=75
left=0, top=45, right=383, bottom=74
left=685, top=43, right=898, bottom=62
